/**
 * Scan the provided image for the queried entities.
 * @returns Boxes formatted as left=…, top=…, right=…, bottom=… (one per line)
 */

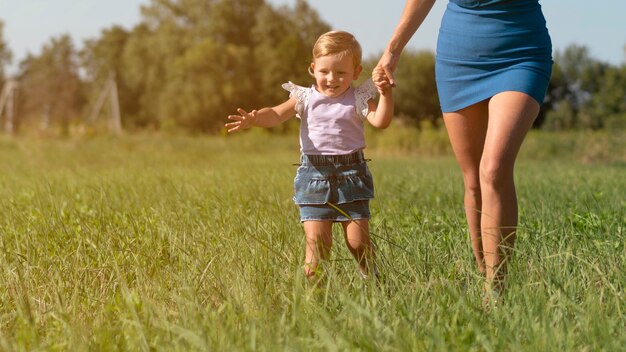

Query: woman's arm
left=225, top=99, right=297, bottom=133
left=378, top=0, right=437, bottom=86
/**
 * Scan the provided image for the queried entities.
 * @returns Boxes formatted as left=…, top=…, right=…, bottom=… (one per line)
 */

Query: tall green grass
left=0, top=131, right=623, bottom=351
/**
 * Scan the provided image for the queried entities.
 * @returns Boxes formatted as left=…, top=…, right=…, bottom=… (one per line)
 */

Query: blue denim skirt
left=294, top=151, right=374, bottom=222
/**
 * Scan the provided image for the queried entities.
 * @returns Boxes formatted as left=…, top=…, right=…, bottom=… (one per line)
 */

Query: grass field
left=0, top=130, right=624, bottom=351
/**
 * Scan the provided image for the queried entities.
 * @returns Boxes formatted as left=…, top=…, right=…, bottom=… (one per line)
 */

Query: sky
left=1, top=0, right=625, bottom=75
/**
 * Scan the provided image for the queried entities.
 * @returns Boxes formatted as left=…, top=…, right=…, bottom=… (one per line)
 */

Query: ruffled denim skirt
left=293, top=151, right=374, bottom=222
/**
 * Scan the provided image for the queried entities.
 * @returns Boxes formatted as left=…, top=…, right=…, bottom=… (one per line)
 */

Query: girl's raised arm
left=226, top=98, right=297, bottom=133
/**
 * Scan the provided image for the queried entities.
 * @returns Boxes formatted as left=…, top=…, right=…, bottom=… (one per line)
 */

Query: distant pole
left=87, top=78, right=110, bottom=124
left=87, top=70, right=122, bottom=134
left=40, top=105, right=51, bottom=132
left=0, top=79, right=17, bottom=134
left=109, top=74, right=122, bottom=134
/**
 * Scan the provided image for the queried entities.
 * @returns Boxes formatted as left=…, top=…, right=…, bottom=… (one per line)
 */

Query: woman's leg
left=303, top=220, right=333, bottom=279
left=480, top=91, right=540, bottom=286
left=443, top=101, right=490, bottom=274
left=341, top=219, right=375, bottom=276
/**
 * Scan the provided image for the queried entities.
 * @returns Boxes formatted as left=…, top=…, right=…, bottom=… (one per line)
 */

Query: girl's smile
left=310, top=54, right=362, bottom=98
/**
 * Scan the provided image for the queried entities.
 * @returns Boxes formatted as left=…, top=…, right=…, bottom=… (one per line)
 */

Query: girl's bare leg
left=303, top=221, right=333, bottom=280
left=341, top=219, right=375, bottom=276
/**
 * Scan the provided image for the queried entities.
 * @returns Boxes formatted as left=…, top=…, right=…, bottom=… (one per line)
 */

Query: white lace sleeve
left=281, top=81, right=310, bottom=119
left=355, top=79, right=378, bottom=120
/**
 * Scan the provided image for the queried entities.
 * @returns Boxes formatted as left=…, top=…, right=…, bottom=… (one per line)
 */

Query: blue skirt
left=436, top=0, right=553, bottom=112
left=294, top=151, right=374, bottom=222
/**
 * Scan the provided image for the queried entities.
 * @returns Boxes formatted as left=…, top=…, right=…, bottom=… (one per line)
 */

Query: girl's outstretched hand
left=225, top=108, right=257, bottom=133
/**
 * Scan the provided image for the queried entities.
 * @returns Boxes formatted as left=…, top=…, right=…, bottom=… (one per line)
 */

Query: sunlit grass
left=0, top=131, right=623, bottom=350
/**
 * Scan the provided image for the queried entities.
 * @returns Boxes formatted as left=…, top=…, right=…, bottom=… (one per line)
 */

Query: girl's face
left=310, top=54, right=362, bottom=98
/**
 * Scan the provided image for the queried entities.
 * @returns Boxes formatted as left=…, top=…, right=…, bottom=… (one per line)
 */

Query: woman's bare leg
left=445, top=92, right=539, bottom=288
left=443, top=101, right=489, bottom=274
left=480, top=91, right=540, bottom=287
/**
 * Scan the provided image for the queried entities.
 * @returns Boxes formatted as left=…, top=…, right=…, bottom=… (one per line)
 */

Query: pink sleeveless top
left=282, top=80, right=377, bottom=155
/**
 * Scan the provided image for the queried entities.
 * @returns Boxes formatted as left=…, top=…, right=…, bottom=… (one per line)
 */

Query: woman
left=374, top=0, right=552, bottom=297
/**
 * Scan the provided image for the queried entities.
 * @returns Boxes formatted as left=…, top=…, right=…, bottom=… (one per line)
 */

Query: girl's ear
left=308, top=63, right=315, bottom=76
left=353, top=65, right=363, bottom=79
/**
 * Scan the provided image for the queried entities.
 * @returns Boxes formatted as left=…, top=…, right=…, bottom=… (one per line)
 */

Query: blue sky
left=1, top=0, right=624, bottom=74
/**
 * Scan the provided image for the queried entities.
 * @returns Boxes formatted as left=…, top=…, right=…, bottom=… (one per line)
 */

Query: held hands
left=225, top=108, right=258, bottom=133
left=372, top=65, right=392, bottom=96
left=373, top=50, right=400, bottom=94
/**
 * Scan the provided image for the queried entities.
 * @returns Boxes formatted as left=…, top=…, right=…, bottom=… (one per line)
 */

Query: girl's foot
left=304, top=263, right=326, bottom=288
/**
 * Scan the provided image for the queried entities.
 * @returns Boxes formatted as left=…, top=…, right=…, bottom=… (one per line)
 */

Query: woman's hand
left=375, top=51, right=400, bottom=88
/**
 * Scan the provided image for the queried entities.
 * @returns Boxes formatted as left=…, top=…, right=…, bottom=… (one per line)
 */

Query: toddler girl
left=226, top=30, right=393, bottom=281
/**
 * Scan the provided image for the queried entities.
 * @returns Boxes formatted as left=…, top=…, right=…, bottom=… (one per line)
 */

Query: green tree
left=543, top=45, right=609, bottom=130
left=121, top=23, right=167, bottom=128
left=117, top=0, right=329, bottom=132
left=251, top=0, right=331, bottom=111
left=17, top=35, right=83, bottom=134
left=81, top=26, right=141, bottom=128
left=583, top=64, right=626, bottom=129
left=391, top=50, right=440, bottom=127
left=128, top=0, right=263, bottom=131
left=0, top=20, right=12, bottom=82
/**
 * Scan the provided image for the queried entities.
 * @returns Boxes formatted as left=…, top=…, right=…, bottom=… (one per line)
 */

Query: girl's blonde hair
left=312, top=31, right=362, bottom=69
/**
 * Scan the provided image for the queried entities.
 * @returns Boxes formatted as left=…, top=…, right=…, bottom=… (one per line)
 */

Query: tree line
left=0, top=0, right=624, bottom=135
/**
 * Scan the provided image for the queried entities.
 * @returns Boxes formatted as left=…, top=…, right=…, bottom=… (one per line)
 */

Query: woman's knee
left=479, top=159, right=513, bottom=189
left=463, top=174, right=481, bottom=197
